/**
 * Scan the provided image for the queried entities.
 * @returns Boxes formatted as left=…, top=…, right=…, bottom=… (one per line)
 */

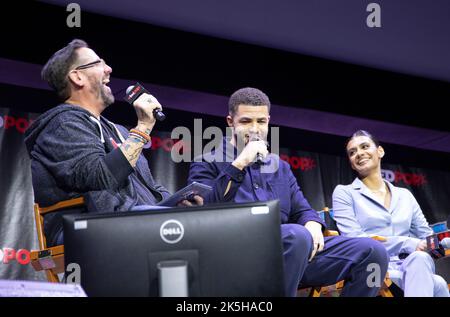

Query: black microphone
left=399, top=235, right=450, bottom=260
left=256, top=153, right=264, bottom=164
left=124, top=82, right=166, bottom=121
left=249, top=133, right=266, bottom=164
left=426, top=234, right=446, bottom=259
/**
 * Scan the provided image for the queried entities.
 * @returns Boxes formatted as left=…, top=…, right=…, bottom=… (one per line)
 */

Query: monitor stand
left=157, top=260, right=189, bottom=297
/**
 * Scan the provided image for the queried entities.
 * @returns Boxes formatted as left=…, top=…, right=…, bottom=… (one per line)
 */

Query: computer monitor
left=63, top=200, right=285, bottom=297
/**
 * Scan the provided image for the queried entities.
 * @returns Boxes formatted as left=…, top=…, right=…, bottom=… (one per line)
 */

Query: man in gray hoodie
left=25, top=39, right=200, bottom=247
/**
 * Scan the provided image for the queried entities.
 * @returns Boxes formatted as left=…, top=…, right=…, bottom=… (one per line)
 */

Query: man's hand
left=177, top=195, right=204, bottom=207
left=304, top=221, right=325, bottom=261
left=416, top=239, right=427, bottom=252
left=133, top=93, right=163, bottom=132
left=232, top=140, right=268, bottom=170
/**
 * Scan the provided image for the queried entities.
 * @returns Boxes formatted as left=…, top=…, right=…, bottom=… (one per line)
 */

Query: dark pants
left=282, top=224, right=389, bottom=297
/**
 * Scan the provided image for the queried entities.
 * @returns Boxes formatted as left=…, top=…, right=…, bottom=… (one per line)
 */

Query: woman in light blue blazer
left=332, top=130, right=448, bottom=297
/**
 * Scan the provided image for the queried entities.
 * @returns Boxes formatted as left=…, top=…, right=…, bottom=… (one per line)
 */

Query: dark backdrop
left=0, top=1, right=449, bottom=280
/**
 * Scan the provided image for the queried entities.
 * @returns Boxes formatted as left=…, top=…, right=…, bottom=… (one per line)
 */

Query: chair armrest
left=30, top=245, right=65, bottom=273
left=370, top=235, right=387, bottom=242
left=40, top=197, right=84, bottom=215
left=324, top=230, right=339, bottom=237
left=30, top=245, right=64, bottom=260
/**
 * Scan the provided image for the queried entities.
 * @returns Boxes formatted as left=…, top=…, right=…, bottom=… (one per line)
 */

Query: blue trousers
left=282, top=224, right=389, bottom=297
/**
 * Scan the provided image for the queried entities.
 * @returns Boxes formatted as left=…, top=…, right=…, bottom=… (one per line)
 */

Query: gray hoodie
left=24, top=104, right=170, bottom=246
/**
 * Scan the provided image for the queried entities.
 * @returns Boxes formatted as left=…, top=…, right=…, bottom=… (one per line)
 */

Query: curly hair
left=228, top=87, right=271, bottom=116
left=41, top=39, right=88, bottom=101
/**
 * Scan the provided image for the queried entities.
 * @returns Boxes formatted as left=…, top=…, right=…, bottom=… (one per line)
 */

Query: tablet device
left=157, top=182, right=212, bottom=207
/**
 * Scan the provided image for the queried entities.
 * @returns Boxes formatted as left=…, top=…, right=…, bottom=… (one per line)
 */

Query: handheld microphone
left=124, top=82, right=166, bottom=121
left=249, top=133, right=266, bottom=164
left=426, top=234, right=446, bottom=259
left=256, top=153, right=264, bottom=164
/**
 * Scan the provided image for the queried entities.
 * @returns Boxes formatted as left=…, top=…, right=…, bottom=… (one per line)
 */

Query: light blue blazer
left=332, top=178, right=433, bottom=260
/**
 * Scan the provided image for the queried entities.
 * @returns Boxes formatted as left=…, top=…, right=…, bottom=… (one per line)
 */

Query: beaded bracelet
left=129, top=132, right=148, bottom=144
left=129, top=129, right=151, bottom=143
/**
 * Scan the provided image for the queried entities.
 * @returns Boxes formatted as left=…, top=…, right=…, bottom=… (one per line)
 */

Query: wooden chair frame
left=30, top=197, right=84, bottom=283
left=301, top=207, right=395, bottom=297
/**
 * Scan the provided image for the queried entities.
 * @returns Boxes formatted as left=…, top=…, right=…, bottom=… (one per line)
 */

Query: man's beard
left=89, top=76, right=114, bottom=107
left=100, top=86, right=114, bottom=106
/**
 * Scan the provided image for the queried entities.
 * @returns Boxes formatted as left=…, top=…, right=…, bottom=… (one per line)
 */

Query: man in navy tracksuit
left=188, top=87, right=389, bottom=297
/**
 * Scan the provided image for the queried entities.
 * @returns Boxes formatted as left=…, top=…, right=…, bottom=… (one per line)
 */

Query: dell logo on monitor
left=160, top=220, right=184, bottom=244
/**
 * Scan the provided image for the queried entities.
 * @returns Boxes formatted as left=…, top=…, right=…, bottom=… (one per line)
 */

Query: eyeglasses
left=73, top=59, right=105, bottom=70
